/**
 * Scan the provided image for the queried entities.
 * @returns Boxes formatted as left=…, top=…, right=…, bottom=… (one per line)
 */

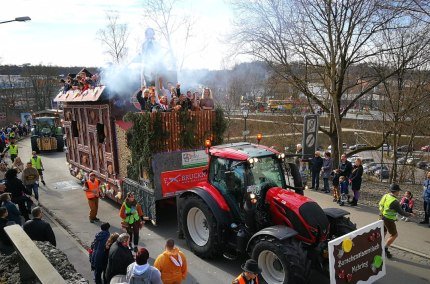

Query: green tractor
left=31, top=116, right=64, bottom=153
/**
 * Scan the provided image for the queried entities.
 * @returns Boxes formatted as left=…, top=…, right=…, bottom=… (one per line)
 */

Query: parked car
left=397, top=145, right=414, bottom=153
left=349, top=144, right=367, bottom=150
left=361, top=158, right=375, bottom=165
left=416, top=161, right=428, bottom=169
left=328, top=143, right=348, bottom=151
left=363, top=162, right=378, bottom=174
left=347, top=154, right=361, bottom=163
left=368, top=164, right=386, bottom=175
left=379, top=144, right=392, bottom=151
left=421, top=145, right=430, bottom=152
left=406, top=157, right=421, bottom=165
left=374, top=167, right=390, bottom=179
left=397, top=157, right=408, bottom=165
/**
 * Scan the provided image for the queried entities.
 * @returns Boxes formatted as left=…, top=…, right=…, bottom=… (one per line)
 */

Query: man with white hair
left=310, top=151, right=324, bottom=190
left=105, top=233, right=134, bottom=283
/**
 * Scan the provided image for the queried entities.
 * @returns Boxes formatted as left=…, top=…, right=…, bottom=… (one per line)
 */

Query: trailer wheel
left=252, top=237, right=308, bottom=284
left=328, top=216, right=356, bottom=239
left=31, top=137, right=40, bottom=153
left=181, top=196, right=221, bottom=258
left=56, top=136, right=64, bottom=152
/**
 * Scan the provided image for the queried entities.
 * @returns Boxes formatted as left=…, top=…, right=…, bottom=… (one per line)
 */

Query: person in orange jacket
left=119, top=192, right=144, bottom=252
left=154, top=239, right=187, bottom=284
left=83, top=172, right=102, bottom=223
left=232, top=259, right=261, bottom=284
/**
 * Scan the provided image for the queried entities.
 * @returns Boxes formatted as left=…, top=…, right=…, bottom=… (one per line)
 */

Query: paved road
left=13, top=138, right=430, bottom=284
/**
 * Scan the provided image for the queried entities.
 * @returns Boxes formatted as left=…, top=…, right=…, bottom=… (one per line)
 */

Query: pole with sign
left=302, top=114, right=319, bottom=158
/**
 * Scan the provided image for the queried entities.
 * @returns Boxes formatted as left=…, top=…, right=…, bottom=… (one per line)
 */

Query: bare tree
left=97, top=11, right=130, bottom=65
left=142, top=0, right=199, bottom=72
left=229, top=0, right=428, bottom=166
left=374, top=19, right=430, bottom=182
left=21, top=65, right=59, bottom=111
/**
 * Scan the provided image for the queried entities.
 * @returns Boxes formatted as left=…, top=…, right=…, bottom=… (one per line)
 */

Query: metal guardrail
left=122, top=178, right=156, bottom=223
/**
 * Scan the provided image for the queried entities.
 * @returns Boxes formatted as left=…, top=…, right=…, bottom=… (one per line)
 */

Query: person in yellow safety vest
left=232, top=259, right=261, bottom=284
left=2, top=141, right=18, bottom=162
left=120, top=192, right=144, bottom=253
left=8, top=131, right=15, bottom=141
left=379, top=184, right=415, bottom=259
left=31, top=151, right=45, bottom=186
left=83, top=172, right=103, bottom=223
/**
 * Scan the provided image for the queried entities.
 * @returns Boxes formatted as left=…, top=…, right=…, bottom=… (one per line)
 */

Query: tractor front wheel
left=180, top=196, right=222, bottom=258
left=252, top=237, right=309, bottom=284
left=31, top=137, right=39, bottom=153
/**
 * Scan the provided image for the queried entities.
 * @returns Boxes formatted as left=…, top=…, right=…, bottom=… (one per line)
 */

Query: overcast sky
left=0, top=0, right=235, bottom=70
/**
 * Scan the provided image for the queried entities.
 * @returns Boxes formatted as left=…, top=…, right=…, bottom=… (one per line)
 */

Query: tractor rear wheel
left=180, top=196, right=222, bottom=258
left=328, top=216, right=356, bottom=239
left=251, top=236, right=309, bottom=284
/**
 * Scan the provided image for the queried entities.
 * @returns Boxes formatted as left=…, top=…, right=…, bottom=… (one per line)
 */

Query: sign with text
left=161, top=166, right=208, bottom=197
left=328, top=220, right=386, bottom=284
left=302, top=114, right=319, bottom=158
left=181, top=150, right=208, bottom=168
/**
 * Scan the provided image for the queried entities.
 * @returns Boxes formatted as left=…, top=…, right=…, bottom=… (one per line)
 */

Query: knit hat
left=390, top=184, right=401, bottom=192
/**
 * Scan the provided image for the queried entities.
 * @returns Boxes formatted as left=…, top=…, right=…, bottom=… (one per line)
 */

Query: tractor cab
left=207, top=143, right=302, bottom=225
left=32, top=117, right=57, bottom=136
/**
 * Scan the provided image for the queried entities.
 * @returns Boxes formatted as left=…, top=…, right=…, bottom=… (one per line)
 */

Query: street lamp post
left=0, top=16, right=31, bottom=25
left=242, top=108, right=249, bottom=142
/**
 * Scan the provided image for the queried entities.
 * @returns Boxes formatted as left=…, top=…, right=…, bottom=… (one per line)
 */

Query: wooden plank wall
left=154, top=110, right=215, bottom=152
left=63, top=104, right=117, bottom=183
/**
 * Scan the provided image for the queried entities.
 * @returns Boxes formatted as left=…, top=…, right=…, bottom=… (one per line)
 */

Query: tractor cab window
left=246, top=156, right=285, bottom=194
left=209, top=157, right=246, bottom=205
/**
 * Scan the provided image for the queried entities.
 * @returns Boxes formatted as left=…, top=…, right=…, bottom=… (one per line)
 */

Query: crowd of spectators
left=136, top=79, right=214, bottom=113
left=90, top=222, right=188, bottom=284
left=60, top=69, right=99, bottom=94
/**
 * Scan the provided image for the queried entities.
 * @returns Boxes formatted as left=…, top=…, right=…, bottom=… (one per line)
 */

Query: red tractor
left=177, top=142, right=356, bottom=283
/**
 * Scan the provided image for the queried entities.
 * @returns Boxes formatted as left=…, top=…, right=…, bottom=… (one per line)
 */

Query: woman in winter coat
left=90, top=222, right=110, bottom=284
left=12, top=157, right=24, bottom=180
left=349, top=158, right=363, bottom=206
left=4, top=169, right=30, bottom=220
left=119, top=192, right=144, bottom=252
left=321, top=152, right=333, bottom=193
left=102, top=232, right=119, bottom=284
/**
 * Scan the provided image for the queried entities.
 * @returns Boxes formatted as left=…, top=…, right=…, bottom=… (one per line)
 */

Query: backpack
left=129, top=268, right=152, bottom=284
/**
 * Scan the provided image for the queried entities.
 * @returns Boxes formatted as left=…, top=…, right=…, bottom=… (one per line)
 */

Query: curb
left=40, top=204, right=89, bottom=256
left=392, top=244, right=430, bottom=260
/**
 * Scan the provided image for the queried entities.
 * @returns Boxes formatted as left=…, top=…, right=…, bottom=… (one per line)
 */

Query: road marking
left=53, top=180, right=81, bottom=191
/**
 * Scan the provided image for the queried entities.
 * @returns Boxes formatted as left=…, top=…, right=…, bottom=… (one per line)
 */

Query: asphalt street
left=12, top=138, right=430, bottom=284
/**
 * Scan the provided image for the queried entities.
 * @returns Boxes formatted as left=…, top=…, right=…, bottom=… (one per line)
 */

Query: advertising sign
left=328, top=220, right=386, bottom=284
left=161, top=166, right=207, bottom=197
left=302, top=114, right=319, bottom=158
left=181, top=150, right=208, bottom=168
left=20, top=112, right=32, bottom=125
